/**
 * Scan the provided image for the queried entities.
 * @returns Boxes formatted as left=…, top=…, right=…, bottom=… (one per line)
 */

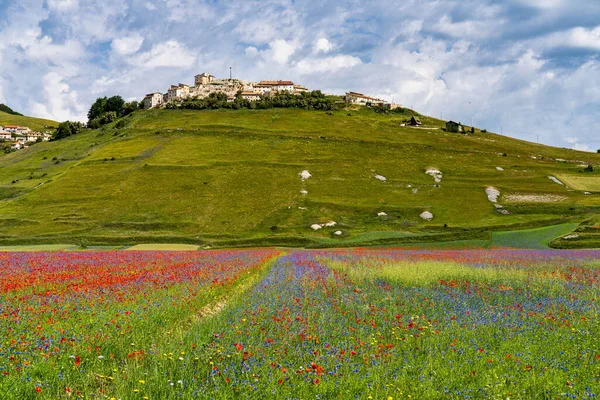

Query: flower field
left=1, top=249, right=599, bottom=399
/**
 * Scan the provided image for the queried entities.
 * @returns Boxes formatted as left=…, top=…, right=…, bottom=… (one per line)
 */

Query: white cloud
left=296, top=55, right=362, bottom=74
left=266, top=39, right=296, bottom=64
left=245, top=46, right=259, bottom=57
left=129, top=40, right=196, bottom=68
left=112, top=34, right=144, bottom=55
left=314, top=38, right=334, bottom=53
left=47, top=0, right=79, bottom=11
left=29, top=72, right=86, bottom=122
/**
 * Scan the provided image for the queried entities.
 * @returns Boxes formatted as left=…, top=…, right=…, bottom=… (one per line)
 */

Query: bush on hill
left=167, top=91, right=337, bottom=111
left=88, top=96, right=139, bottom=129
left=0, top=104, right=22, bottom=116
left=52, top=121, right=84, bottom=140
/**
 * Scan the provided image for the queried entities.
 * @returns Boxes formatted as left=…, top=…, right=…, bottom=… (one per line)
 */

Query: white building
left=144, top=92, right=164, bottom=109
left=345, top=91, right=385, bottom=106
left=0, top=131, right=11, bottom=141
left=26, top=132, right=41, bottom=142
left=167, top=84, right=190, bottom=102
left=3, top=125, right=19, bottom=133
left=257, top=80, right=295, bottom=94
left=241, top=91, right=261, bottom=101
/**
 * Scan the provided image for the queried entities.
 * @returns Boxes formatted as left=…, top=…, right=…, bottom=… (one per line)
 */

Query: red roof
left=4, top=125, right=19, bottom=129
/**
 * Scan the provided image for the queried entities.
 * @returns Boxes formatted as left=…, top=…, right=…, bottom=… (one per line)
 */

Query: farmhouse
left=3, top=125, right=19, bottom=133
left=0, top=131, right=11, bottom=140
left=446, top=121, right=464, bottom=133
left=345, top=92, right=385, bottom=106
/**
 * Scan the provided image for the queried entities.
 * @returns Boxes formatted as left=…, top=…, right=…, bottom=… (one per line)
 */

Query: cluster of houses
left=0, top=125, right=51, bottom=150
left=144, top=72, right=310, bottom=109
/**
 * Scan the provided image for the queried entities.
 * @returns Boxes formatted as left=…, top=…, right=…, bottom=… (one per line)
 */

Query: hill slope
left=0, top=107, right=599, bottom=248
left=0, top=111, right=58, bottom=131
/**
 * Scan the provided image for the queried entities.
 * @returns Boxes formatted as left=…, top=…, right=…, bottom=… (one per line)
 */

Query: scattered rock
left=310, top=224, right=323, bottom=230
left=548, top=176, right=564, bottom=186
left=498, top=209, right=510, bottom=215
left=420, top=211, right=433, bottom=221
left=485, top=187, right=500, bottom=203
left=374, top=174, right=387, bottom=182
left=425, top=168, right=443, bottom=183
left=324, top=221, right=337, bottom=227
left=334, top=230, right=343, bottom=236
left=299, top=170, right=312, bottom=180
left=496, top=166, right=504, bottom=171
left=412, top=188, right=419, bottom=194
left=300, top=189, right=308, bottom=195
left=377, top=212, right=387, bottom=216
left=298, top=207, right=307, bottom=210
left=563, top=234, right=580, bottom=240
left=584, top=192, right=592, bottom=195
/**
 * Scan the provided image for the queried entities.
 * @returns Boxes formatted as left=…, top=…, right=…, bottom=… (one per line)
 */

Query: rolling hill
left=0, top=106, right=599, bottom=248
left=0, top=110, right=58, bottom=131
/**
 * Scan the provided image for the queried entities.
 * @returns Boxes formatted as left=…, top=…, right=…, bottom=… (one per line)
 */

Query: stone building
left=446, top=121, right=464, bottom=133
left=144, top=92, right=164, bottom=109
left=344, top=91, right=384, bottom=106
left=241, top=91, right=261, bottom=101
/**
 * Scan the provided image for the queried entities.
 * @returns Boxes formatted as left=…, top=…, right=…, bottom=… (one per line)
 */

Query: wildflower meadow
left=0, top=249, right=598, bottom=399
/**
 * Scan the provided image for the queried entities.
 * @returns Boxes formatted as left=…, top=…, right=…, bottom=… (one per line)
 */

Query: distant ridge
left=0, top=104, right=23, bottom=116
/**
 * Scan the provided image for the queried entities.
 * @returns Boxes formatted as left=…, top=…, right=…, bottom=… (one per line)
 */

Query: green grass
left=0, top=107, right=599, bottom=247
left=491, top=222, right=579, bottom=249
left=0, top=110, right=57, bottom=131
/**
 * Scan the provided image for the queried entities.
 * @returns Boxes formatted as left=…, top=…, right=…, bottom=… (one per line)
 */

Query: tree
left=88, top=97, right=108, bottom=122
left=105, top=96, right=125, bottom=116
left=122, top=101, right=139, bottom=116
left=52, top=121, right=84, bottom=140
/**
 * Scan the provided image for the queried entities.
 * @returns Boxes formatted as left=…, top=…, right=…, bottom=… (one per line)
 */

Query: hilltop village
left=143, top=72, right=401, bottom=110
left=0, top=125, right=52, bottom=151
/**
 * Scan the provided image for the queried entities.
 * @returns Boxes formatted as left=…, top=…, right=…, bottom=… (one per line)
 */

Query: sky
left=0, top=0, right=599, bottom=151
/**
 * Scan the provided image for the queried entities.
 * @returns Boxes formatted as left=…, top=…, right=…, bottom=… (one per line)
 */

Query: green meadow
left=0, top=107, right=599, bottom=248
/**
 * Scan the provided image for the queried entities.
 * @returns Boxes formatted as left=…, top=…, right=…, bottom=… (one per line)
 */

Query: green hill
left=0, top=107, right=598, bottom=248
left=0, top=110, right=58, bottom=131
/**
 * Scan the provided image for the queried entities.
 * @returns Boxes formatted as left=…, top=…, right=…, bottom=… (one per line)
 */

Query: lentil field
left=1, top=249, right=599, bottom=399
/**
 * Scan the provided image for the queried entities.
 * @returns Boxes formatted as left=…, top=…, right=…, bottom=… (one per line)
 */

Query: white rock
left=377, top=212, right=387, bottom=216
left=494, top=204, right=503, bottom=209
left=310, top=224, right=323, bottom=230
left=298, top=207, right=307, bottom=210
left=425, top=168, right=443, bottom=183
left=420, top=211, right=433, bottom=221
left=485, top=187, right=500, bottom=203
left=325, top=221, right=337, bottom=227
left=407, top=184, right=412, bottom=188
left=496, top=167, right=504, bottom=171
left=334, top=230, right=343, bottom=236
left=299, top=170, right=312, bottom=180
left=412, top=188, right=419, bottom=194
left=563, top=234, right=580, bottom=240
left=548, top=176, right=564, bottom=185
left=374, top=174, right=387, bottom=181
left=584, top=192, right=592, bottom=195
left=498, top=209, right=510, bottom=215
left=300, top=189, right=308, bottom=195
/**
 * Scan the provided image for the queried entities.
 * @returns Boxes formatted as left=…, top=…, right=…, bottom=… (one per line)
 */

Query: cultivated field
left=1, top=249, right=598, bottom=398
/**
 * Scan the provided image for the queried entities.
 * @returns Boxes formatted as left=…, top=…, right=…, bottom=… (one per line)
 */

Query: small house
left=446, top=121, right=463, bottom=133
left=409, top=116, right=422, bottom=126
left=0, top=131, right=11, bottom=141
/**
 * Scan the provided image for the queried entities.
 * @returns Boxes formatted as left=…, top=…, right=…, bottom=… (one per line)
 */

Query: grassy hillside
left=0, top=106, right=598, bottom=248
left=0, top=110, right=58, bottom=131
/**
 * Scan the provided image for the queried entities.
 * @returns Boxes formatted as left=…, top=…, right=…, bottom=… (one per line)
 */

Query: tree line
left=166, top=90, right=337, bottom=111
